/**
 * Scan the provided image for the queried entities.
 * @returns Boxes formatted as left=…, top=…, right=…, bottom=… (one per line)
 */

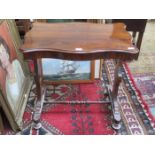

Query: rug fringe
left=123, top=62, right=155, bottom=127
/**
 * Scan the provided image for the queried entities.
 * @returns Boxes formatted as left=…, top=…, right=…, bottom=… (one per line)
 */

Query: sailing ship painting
left=58, top=61, right=80, bottom=75
left=42, top=58, right=92, bottom=82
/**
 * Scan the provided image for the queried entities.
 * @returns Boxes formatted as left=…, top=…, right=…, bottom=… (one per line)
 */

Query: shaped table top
left=21, top=22, right=139, bottom=61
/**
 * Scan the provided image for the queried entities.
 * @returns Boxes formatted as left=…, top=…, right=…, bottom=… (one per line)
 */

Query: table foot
left=32, top=120, right=42, bottom=130
left=104, top=85, right=122, bottom=130
left=112, top=120, right=121, bottom=130
left=31, top=88, right=46, bottom=130
left=112, top=102, right=121, bottom=130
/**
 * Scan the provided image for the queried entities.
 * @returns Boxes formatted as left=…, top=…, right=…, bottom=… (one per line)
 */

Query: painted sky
left=42, top=58, right=91, bottom=75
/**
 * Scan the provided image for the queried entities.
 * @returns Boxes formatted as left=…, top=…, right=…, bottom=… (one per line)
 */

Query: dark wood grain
left=21, top=22, right=139, bottom=61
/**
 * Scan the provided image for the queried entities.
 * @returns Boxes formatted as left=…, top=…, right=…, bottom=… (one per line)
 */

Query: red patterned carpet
left=22, top=80, right=116, bottom=135
left=3, top=60, right=155, bottom=135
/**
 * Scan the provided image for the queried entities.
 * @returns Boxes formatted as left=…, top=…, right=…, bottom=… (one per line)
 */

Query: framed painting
left=41, top=59, right=95, bottom=84
left=0, top=20, right=33, bottom=131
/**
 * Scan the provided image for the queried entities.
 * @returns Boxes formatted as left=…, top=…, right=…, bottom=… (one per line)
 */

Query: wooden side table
left=20, top=22, right=139, bottom=130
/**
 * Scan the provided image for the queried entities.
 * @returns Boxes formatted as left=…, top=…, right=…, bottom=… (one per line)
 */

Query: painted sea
left=43, top=73, right=90, bottom=81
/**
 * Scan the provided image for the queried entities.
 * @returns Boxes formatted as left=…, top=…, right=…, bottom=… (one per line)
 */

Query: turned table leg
left=32, top=59, right=45, bottom=129
left=111, top=60, right=122, bottom=130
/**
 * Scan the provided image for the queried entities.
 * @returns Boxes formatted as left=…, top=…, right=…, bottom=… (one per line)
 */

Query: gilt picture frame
left=0, top=20, right=33, bottom=131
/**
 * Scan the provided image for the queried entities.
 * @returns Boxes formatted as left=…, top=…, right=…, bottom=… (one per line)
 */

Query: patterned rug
left=21, top=81, right=116, bottom=135
left=103, top=60, right=155, bottom=134
left=132, top=72, right=155, bottom=122
left=3, top=60, right=155, bottom=135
